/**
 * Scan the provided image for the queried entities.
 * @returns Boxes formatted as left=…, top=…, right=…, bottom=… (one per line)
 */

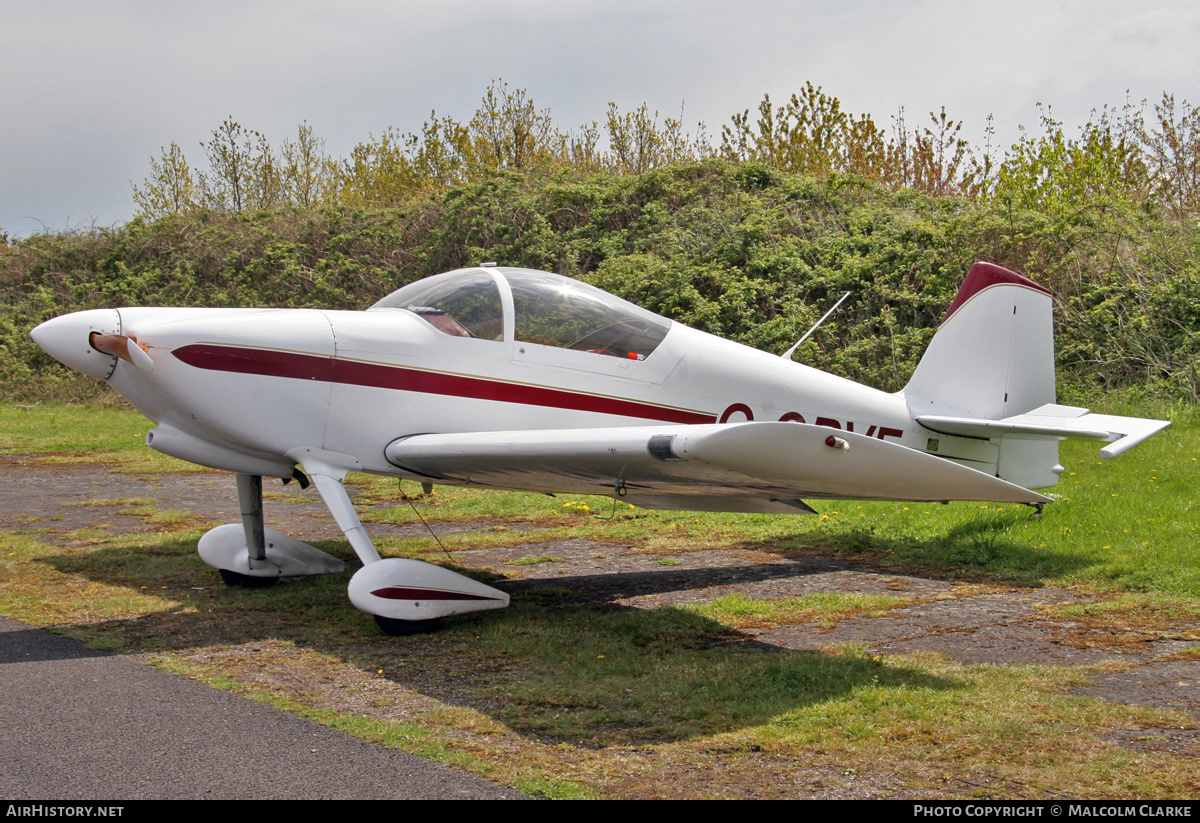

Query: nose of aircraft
left=30, top=309, right=123, bottom=380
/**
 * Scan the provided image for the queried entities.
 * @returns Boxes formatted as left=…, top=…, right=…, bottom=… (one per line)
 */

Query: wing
left=384, top=421, right=1051, bottom=509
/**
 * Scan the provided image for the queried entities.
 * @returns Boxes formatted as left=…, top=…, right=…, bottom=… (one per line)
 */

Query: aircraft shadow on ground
left=34, top=535, right=967, bottom=746
left=740, top=512, right=1098, bottom=582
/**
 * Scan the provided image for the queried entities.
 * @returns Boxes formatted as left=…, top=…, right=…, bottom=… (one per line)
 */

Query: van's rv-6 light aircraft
left=31, top=262, right=1169, bottom=634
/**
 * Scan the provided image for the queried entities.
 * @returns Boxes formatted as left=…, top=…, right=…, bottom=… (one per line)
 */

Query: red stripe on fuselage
left=173, top=345, right=336, bottom=381
left=371, top=586, right=502, bottom=602
left=172, top=344, right=717, bottom=425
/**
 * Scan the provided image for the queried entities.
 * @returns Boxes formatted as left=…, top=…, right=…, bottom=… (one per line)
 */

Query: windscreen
left=370, top=269, right=504, bottom=340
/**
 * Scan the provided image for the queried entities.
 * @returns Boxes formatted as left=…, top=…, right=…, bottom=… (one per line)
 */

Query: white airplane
left=31, top=262, right=1168, bottom=634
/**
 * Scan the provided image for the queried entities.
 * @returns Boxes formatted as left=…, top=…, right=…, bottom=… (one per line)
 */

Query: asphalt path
left=0, top=618, right=523, bottom=800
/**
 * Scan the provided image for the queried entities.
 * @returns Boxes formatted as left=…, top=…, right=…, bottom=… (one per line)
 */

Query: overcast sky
left=3, top=0, right=1197, bottom=237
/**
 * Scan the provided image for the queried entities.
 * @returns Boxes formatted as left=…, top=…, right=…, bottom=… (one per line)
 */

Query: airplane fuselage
left=100, top=303, right=957, bottom=484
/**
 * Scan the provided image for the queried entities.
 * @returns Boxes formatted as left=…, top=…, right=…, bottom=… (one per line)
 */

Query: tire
left=374, top=615, right=442, bottom=636
left=218, top=568, right=279, bottom=588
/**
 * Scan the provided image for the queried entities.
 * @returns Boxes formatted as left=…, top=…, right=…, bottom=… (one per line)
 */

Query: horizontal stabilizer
left=917, top=403, right=1171, bottom=459
left=385, top=421, right=1051, bottom=507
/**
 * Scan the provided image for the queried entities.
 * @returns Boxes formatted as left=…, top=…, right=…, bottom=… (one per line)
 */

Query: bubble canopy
left=370, top=267, right=671, bottom=360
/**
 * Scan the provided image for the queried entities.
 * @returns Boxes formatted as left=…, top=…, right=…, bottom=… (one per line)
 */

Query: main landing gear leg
left=218, top=474, right=276, bottom=587
left=285, top=448, right=510, bottom=636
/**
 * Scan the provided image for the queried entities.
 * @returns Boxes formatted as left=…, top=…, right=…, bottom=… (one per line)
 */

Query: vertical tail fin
left=904, top=262, right=1056, bottom=420
left=903, top=263, right=1060, bottom=489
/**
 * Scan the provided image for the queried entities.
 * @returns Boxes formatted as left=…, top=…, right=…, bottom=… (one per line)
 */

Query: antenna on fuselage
left=781, top=291, right=851, bottom=361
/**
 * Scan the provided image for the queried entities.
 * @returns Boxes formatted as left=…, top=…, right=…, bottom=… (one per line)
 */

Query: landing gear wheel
left=218, top=568, right=279, bottom=588
left=374, top=615, right=442, bottom=636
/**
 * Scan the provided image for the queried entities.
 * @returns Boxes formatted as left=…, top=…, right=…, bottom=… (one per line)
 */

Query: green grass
left=508, top=555, right=567, bottom=566
left=685, top=591, right=914, bottom=629
left=0, top=403, right=183, bottom=471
